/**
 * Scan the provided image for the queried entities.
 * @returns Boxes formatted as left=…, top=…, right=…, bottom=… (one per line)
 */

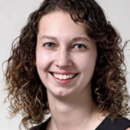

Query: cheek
left=75, top=52, right=97, bottom=71
left=36, top=51, right=53, bottom=84
left=36, top=50, right=52, bottom=71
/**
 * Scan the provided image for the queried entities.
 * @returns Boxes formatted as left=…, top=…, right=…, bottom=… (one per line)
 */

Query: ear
left=33, top=58, right=37, bottom=67
left=34, top=61, right=36, bottom=67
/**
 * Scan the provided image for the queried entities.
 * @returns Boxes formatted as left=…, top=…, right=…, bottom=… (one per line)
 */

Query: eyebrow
left=39, top=35, right=90, bottom=43
left=40, top=35, right=58, bottom=41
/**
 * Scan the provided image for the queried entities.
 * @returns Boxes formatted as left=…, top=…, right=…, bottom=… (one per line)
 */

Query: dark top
left=30, top=116, right=130, bottom=130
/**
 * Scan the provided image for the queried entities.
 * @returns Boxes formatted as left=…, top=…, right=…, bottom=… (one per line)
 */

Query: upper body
left=4, top=0, right=130, bottom=130
left=30, top=116, right=130, bottom=130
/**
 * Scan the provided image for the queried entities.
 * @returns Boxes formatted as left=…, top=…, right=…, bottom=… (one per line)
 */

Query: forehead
left=38, top=11, right=89, bottom=37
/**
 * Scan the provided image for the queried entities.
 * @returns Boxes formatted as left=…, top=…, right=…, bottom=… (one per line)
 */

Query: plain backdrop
left=0, top=0, right=130, bottom=130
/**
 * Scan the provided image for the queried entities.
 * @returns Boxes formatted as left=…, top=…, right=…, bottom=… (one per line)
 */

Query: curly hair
left=4, top=0, right=129, bottom=129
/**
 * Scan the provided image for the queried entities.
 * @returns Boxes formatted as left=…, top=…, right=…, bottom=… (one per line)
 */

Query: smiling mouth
left=49, top=72, right=79, bottom=80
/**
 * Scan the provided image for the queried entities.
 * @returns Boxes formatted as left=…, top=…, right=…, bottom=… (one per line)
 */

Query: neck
left=47, top=88, right=101, bottom=130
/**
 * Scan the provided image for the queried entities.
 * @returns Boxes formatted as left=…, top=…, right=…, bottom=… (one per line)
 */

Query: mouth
left=49, top=72, right=79, bottom=80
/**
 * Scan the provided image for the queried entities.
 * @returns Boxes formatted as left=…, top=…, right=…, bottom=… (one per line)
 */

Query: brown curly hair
left=4, top=0, right=130, bottom=129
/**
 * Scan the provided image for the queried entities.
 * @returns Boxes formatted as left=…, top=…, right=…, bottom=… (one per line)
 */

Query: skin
left=36, top=11, right=97, bottom=99
left=36, top=11, right=108, bottom=130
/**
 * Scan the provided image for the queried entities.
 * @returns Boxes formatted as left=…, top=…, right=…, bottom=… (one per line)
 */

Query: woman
left=5, top=0, right=130, bottom=130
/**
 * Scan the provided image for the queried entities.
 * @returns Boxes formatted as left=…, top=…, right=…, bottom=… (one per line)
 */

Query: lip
left=49, top=71, right=79, bottom=84
left=53, top=77, right=75, bottom=84
left=50, top=71, right=77, bottom=75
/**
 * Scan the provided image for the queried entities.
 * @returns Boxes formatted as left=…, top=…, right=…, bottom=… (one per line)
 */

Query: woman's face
left=36, top=11, right=97, bottom=98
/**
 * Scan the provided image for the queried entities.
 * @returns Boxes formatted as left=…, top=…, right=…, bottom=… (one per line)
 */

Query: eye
left=74, top=44, right=87, bottom=49
left=43, top=42, right=55, bottom=48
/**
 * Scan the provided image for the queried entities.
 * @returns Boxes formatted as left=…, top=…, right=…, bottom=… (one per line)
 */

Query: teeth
left=53, top=73, right=75, bottom=80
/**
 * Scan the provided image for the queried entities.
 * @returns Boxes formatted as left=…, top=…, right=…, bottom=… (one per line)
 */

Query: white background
left=0, top=0, right=130, bottom=130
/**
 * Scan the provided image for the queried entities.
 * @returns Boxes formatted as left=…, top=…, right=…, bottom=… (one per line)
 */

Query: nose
left=55, top=48, right=72, bottom=69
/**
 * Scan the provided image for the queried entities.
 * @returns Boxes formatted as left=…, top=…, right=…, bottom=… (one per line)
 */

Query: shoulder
left=29, top=123, right=45, bottom=130
left=116, top=117, right=130, bottom=126
left=29, top=117, right=51, bottom=130
left=107, top=116, right=130, bottom=130
left=97, top=116, right=130, bottom=130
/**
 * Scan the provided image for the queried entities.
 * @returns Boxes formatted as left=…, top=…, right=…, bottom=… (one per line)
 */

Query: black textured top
left=30, top=116, right=130, bottom=130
